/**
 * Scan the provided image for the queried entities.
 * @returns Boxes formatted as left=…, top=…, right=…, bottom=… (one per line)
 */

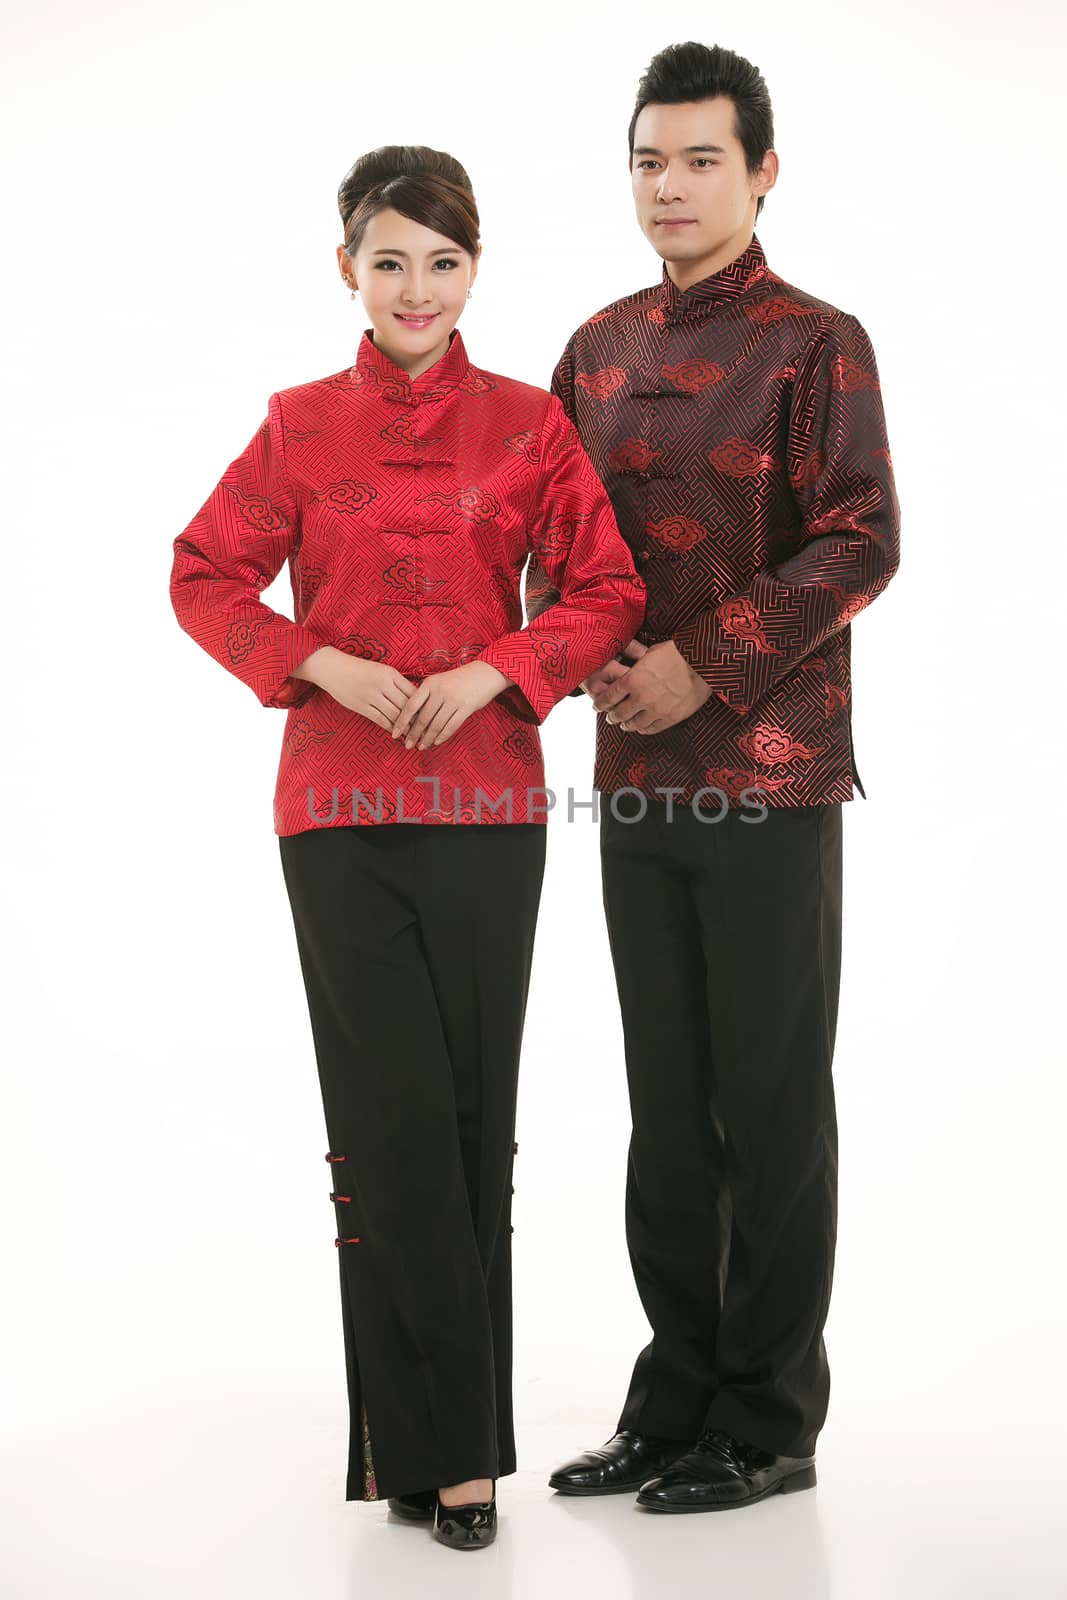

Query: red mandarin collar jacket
left=526, top=234, right=901, bottom=809
left=170, top=328, right=645, bottom=834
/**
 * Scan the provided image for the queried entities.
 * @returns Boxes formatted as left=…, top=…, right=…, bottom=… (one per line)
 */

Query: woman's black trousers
left=278, top=820, right=546, bottom=1501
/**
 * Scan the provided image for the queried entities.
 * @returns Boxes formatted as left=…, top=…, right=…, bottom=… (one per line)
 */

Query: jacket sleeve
left=671, top=313, right=901, bottom=714
left=522, top=339, right=596, bottom=697
left=169, top=392, right=329, bottom=709
left=477, top=393, right=646, bottom=724
left=548, top=337, right=578, bottom=425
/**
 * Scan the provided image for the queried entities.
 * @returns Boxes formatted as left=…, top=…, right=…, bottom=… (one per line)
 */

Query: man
left=532, top=41, right=900, bottom=1512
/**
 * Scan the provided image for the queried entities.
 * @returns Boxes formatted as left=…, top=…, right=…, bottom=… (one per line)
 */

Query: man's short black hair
left=629, top=42, right=775, bottom=220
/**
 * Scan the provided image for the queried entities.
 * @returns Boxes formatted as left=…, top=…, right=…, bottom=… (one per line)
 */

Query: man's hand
left=391, top=661, right=513, bottom=751
left=574, top=657, right=632, bottom=701
left=590, top=639, right=711, bottom=734
left=572, top=636, right=654, bottom=700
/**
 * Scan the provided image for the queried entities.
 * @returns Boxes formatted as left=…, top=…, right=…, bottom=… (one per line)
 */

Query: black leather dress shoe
left=548, top=1430, right=692, bottom=1495
left=433, top=1482, right=497, bottom=1549
left=386, top=1488, right=437, bottom=1520
left=636, top=1428, right=817, bottom=1512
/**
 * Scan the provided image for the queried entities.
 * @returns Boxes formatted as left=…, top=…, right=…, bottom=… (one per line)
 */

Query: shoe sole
left=635, top=1463, right=817, bottom=1512
left=432, top=1532, right=497, bottom=1548
left=549, top=1477, right=650, bottom=1496
left=549, top=1455, right=689, bottom=1496
left=387, top=1501, right=436, bottom=1521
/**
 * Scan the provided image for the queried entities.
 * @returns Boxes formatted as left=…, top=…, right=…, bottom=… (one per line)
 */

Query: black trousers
left=601, top=791, right=843, bottom=1460
left=278, top=821, right=547, bottom=1501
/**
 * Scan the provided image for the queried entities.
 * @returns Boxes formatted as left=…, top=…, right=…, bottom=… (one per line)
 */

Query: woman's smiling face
left=345, top=207, right=479, bottom=378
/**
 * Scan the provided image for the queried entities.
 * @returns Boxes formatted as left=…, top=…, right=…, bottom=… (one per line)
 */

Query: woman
left=169, top=144, right=645, bottom=1550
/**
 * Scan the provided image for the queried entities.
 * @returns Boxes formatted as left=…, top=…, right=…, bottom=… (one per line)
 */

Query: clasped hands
left=297, top=636, right=710, bottom=750
left=299, top=647, right=512, bottom=751
left=577, top=638, right=711, bottom=734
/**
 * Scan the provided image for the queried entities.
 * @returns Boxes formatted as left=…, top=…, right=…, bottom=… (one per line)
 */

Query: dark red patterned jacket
left=525, top=233, right=900, bottom=809
left=170, top=328, right=645, bottom=834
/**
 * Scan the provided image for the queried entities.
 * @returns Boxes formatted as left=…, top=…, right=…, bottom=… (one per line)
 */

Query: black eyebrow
left=369, top=247, right=461, bottom=256
left=632, top=145, right=726, bottom=156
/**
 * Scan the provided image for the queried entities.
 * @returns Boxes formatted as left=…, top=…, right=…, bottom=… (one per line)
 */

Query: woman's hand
left=299, top=647, right=417, bottom=733
left=391, top=662, right=513, bottom=751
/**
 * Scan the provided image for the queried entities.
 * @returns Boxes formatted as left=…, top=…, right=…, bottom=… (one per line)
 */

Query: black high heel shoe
left=433, top=1480, right=497, bottom=1549
left=387, top=1488, right=437, bottom=1520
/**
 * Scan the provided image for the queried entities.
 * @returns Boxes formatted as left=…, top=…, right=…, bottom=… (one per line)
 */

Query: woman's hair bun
left=338, top=146, right=479, bottom=260
left=337, top=145, right=473, bottom=230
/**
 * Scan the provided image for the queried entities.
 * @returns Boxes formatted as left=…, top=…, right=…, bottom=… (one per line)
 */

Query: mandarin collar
left=351, top=325, right=471, bottom=401
left=659, top=234, right=771, bottom=324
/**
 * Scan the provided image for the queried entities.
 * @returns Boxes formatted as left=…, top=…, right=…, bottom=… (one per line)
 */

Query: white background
left=3, top=1, right=1065, bottom=1595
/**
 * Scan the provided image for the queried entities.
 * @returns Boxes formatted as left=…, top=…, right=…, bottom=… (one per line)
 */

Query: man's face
left=630, top=97, right=774, bottom=279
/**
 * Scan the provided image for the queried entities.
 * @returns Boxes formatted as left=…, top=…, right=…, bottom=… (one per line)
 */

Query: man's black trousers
left=278, top=821, right=546, bottom=1501
left=601, top=791, right=843, bottom=1460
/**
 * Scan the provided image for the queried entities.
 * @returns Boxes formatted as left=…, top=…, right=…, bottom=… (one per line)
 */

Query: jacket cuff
left=671, top=626, right=752, bottom=715
left=259, top=627, right=330, bottom=709
left=495, top=682, right=541, bottom=723
left=476, top=641, right=567, bottom=725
